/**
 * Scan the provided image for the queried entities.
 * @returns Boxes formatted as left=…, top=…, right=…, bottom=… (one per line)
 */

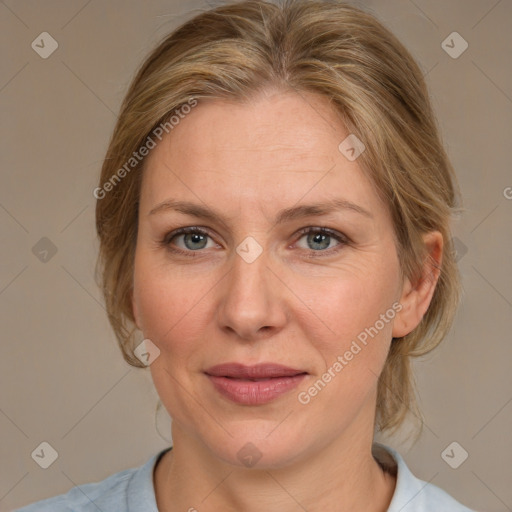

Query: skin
left=131, top=88, right=443, bottom=512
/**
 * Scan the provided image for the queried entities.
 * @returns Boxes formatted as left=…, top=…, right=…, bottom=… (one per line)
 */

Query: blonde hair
left=95, top=0, right=462, bottom=435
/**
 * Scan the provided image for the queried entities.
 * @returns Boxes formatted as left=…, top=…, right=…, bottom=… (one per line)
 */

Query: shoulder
left=373, top=443, right=476, bottom=512
left=15, top=448, right=170, bottom=512
left=14, top=469, right=134, bottom=512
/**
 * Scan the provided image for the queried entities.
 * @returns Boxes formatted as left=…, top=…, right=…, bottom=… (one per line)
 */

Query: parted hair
left=95, top=0, right=462, bottom=435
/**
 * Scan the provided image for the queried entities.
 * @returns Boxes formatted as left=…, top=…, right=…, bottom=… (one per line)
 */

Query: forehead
left=140, top=90, right=385, bottom=221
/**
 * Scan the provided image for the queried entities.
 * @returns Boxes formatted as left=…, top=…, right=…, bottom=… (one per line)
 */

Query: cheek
left=290, top=260, right=399, bottom=352
left=133, top=252, right=213, bottom=360
left=134, top=255, right=213, bottom=422
left=294, top=275, right=398, bottom=421
left=291, top=261, right=400, bottom=411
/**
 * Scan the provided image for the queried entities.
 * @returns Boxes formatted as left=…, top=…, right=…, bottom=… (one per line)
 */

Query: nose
left=216, top=241, right=287, bottom=342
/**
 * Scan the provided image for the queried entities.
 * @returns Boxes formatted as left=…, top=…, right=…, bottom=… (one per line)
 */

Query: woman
left=17, top=0, right=476, bottom=510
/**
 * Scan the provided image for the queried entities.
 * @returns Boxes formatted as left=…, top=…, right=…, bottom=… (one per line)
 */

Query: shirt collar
left=126, top=446, right=172, bottom=512
left=127, top=443, right=429, bottom=511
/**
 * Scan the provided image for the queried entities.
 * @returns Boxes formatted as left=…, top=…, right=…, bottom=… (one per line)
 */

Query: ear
left=392, top=231, right=443, bottom=338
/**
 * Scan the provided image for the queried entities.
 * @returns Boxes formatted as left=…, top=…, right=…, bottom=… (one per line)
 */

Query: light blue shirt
left=15, top=443, right=476, bottom=511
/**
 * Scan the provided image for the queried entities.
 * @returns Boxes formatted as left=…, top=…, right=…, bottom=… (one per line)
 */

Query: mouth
left=204, top=363, right=308, bottom=405
left=204, top=362, right=307, bottom=379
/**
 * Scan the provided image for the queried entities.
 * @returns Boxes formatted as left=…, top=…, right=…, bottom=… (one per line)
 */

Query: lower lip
left=206, top=374, right=307, bottom=405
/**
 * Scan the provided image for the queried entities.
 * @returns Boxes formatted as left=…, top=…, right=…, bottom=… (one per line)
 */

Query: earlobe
left=392, top=231, right=443, bottom=338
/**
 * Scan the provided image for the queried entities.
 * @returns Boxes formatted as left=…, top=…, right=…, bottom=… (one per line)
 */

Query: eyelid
left=292, top=226, right=349, bottom=257
left=163, top=226, right=213, bottom=244
left=293, top=226, right=349, bottom=245
left=162, top=226, right=219, bottom=254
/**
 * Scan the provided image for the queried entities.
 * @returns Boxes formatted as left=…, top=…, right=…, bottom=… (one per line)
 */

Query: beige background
left=1, top=0, right=511, bottom=511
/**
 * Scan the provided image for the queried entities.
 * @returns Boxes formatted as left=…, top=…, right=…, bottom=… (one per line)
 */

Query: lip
left=205, top=362, right=306, bottom=379
left=204, top=363, right=308, bottom=405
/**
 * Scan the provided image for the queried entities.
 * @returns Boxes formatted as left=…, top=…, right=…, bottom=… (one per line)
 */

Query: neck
left=154, top=414, right=396, bottom=512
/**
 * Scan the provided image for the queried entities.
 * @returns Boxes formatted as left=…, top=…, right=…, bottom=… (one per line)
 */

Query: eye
left=163, top=227, right=216, bottom=254
left=294, top=227, right=348, bottom=256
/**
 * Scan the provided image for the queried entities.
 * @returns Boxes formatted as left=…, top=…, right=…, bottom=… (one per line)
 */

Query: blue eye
left=164, top=227, right=214, bottom=253
left=295, top=227, right=347, bottom=254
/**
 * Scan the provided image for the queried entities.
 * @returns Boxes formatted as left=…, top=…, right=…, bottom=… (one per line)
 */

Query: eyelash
left=161, top=226, right=349, bottom=258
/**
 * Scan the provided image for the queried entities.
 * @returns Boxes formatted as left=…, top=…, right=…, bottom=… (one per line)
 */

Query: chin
left=204, top=428, right=310, bottom=471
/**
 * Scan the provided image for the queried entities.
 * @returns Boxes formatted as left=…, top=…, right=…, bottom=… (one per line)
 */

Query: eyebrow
left=148, top=198, right=373, bottom=224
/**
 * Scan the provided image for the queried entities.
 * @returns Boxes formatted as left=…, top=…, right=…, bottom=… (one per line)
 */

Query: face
left=132, top=89, right=413, bottom=469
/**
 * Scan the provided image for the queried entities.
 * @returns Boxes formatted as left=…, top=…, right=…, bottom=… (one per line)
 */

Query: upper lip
left=204, top=363, right=307, bottom=379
